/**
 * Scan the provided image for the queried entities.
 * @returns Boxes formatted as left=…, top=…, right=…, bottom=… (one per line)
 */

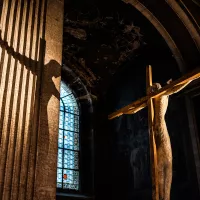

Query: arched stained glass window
left=57, top=82, right=80, bottom=190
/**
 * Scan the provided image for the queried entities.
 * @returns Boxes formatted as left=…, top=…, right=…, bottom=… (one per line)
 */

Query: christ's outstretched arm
left=164, top=73, right=200, bottom=96
left=164, top=80, right=192, bottom=95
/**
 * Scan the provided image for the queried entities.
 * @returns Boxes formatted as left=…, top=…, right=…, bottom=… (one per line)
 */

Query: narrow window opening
left=57, top=82, right=80, bottom=191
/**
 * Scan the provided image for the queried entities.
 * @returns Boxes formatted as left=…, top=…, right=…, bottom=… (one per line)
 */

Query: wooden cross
left=108, top=65, right=200, bottom=200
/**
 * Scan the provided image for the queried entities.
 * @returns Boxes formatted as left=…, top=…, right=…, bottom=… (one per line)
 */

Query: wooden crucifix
left=108, top=65, right=200, bottom=200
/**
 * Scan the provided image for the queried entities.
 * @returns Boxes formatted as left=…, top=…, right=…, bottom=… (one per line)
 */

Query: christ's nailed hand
left=166, top=79, right=172, bottom=85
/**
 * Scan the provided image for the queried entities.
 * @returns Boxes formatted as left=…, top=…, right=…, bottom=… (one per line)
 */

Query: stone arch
left=123, top=0, right=186, bottom=73
left=165, top=0, right=200, bottom=52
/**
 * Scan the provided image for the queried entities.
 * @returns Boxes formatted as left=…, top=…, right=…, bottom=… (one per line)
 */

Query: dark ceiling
left=62, top=0, right=200, bottom=94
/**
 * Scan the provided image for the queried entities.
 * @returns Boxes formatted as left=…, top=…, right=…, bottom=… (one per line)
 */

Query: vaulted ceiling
left=63, top=0, right=200, bottom=93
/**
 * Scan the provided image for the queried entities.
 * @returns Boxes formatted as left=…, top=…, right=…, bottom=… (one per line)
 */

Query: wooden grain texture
left=108, top=67, right=200, bottom=120
left=146, top=65, right=159, bottom=200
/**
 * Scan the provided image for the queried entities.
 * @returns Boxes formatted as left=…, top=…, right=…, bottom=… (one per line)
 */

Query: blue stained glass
left=64, top=150, right=79, bottom=169
left=63, top=94, right=76, bottom=104
left=60, top=84, right=72, bottom=98
left=64, top=114, right=79, bottom=132
left=63, top=169, right=79, bottom=190
left=57, top=168, right=62, bottom=187
left=74, top=115, right=79, bottom=124
left=63, top=183, right=79, bottom=190
left=57, top=149, right=63, bottom=168
left=64, top=131, right=79, bottom=150
left=73, top=133, right=79, bottom=150
left=57, top=182, right=62, bottom=188
left=65, top=113, right=74, bottom=121
left=60, top=100, right=65, bottom=111
left=58, top=129, right=63, bottom=148
left=74, top=123, right=79, bottom=132
left=59, top=111, right=64, bottom=128
left=62, top=94, right=79, bottom=115
left=57, top=82, right=79, bottom=190
left=64, top=106, right=79, bottom=115
left=74, top=106, right=79, bottom=115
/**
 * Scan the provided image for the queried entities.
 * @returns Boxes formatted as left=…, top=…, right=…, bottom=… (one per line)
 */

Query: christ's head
left=149, top=83, right=162, bottom=93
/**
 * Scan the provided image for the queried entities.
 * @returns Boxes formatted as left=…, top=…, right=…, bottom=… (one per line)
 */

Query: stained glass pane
left=57, top=148, right=63, bottom=168
left=60, top=84, right=72, bottom=98
left=60, top=100, right=64, bottom=111
left=62, top=94, right=79, bottom=115
left=64, top=131, right=79, bottom=150
left=63, top=169, right=79, bottom=190
left=64, top=150, right=79, bottom=169
left=58, top=129, right=63, bottom=148
left=62, top=94, right=77, bottom=105
left=65, top=106, right=79, bottom=115
left=64, top=113, right=79, bottom=132
left=57, top=168, right=62, bottom=188
left=59, top=111, right=64, bottom=128
left=74, top=106, right=79, bottom=115
left=57, top=182, right=62, bottom=188
left=57, top=82, right=79, bottom=190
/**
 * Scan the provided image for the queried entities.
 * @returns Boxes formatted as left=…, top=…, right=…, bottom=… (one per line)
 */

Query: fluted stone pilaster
left=0, top=0, right=63, bottom=199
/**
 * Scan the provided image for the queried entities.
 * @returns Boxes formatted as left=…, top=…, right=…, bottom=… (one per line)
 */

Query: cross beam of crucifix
left=108, top=66, right=200, bottom=120
left=108, top=66, right=200, bottom=200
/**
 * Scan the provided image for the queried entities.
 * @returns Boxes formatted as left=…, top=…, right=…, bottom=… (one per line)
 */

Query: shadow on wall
left=0, top=29, right=60, bottom=94
left=0, top=30, right=61, bottom=198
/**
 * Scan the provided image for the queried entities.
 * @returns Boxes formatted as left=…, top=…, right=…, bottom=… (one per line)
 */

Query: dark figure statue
left=149, top=80, right=193, bottom=200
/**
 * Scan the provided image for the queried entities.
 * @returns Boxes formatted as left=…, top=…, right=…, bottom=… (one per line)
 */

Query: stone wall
left=0, top=0, right=63, bottom=199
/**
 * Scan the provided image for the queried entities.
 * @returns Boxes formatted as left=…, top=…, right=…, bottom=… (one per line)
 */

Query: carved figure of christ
left=108, top=65, right=200, bottom=200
